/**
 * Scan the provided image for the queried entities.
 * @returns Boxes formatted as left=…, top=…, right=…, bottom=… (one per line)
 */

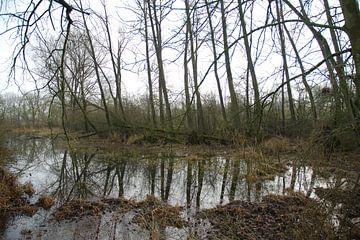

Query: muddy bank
left=10, top=193, right=335, bottom=239
left=198, top=193, right=335, bottom=240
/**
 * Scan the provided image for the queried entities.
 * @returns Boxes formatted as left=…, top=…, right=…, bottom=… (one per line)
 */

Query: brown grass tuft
left=38, top=195, right=55, bottom=210
left=262, top=136, right=291, bottom=156
left=198, top=193, right=335, bottom=240
left=0, top=167, right=23, bottom=209
left=126, top=134, right=145, bottom=145
left=132, top=195, right=187, bottom=229
left=23, top=182, right=35, bottom=197
left=53, top=199, right=105, bottom=221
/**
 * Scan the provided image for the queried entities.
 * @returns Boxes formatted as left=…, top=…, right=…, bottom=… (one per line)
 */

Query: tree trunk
left=81, top=8, right=111, bottom=129
left=147, top=0, right=173, bottom=130
left=220, top=0, right=240, bottom=130
left=185, top=0, right=205, bottom=135
left=238, top=0, right=261, bottom=135
left=283, top=0, right=343, bottom=125
left=183, top=11, right=193, bottom=130
left=324, top=0, right=355, bottom=121
left=205, top=0, right=228, bottom=124
left=339, top=0, right=360, bottom=118
left=276, top=0, right=296, bottom=123
left=144, top=0, right=157, bottom=128
left=283, top=23, right=317, bottom=120
left=102, top=4, right=126, bottom=123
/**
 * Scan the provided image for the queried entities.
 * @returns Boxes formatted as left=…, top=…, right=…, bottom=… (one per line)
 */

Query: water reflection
left=6, top=137, right=348, bottom=239
left=7, top=137, right=332, bottom=209
left=4, top=137, right=359, bottom=239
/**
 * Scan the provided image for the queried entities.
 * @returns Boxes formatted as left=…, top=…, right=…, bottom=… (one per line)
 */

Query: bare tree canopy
left=0, top=0, right=359, bottom=137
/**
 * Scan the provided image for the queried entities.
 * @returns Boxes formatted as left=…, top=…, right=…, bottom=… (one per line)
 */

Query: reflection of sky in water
left=4, top=137, right=334, bottom=239
left=7, top=137, right=61, bottom=201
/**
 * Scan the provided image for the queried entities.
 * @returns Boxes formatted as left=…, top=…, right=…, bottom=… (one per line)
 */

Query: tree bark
left=185, top=0, right=205, bottom=135
left=339, top=0, right=360, bottom=118
left=220, top=0, right=240, bottom=130
left=147, top=0, right=173, bottom=130
left=144, top=0, right=157, bottom=128
left=283, top=0, right=343, bottom=125
left=205, top=0, right=228, bottom=124
left=183, top=9, right=193, bottom=130
left=81, top=6, right=111, bottom=129
left=276, top=0, right=296, bottom=123
left=238, top=0, right=261, bottom=135
left=283, top=23, right=317, bottom=120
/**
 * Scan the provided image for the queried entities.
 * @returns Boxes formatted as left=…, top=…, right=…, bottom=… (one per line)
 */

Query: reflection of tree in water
left=8, top=137, right=59, bottom=175
left=229, top=158, right=240, bottom=202
left=74, top=153, right=295, bottom=208
left=144, top=156, right=175, bottom=202
left=10, top=138, right=339, bottom=210
left=102, top=157, right=127, bottom=197
left=54, top=148, right=99, bottom=202
left=7, top=137, right=360, bottom=238
left=196, top=159, right=204, bottom=210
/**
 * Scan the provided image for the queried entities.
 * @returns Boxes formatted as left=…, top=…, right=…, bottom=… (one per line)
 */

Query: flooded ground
left=2, top=135, right=359, bottom=239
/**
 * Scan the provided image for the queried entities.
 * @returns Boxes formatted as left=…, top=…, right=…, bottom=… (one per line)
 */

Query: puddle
left=3, top=137, right=338, bottom=239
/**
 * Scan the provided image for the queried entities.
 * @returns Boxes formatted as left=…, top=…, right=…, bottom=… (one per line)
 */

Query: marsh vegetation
left=1, top=0, right=360, bottom=239
left=0, top=129, right=358, bottom=239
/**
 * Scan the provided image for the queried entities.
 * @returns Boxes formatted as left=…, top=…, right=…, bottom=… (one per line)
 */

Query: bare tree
left=79, top=1, right=112, bottom=129
left=142, top=0, right=157, bottom=128
left=204, top=0, right=227, bottom=124
left=185, top=0, right=205, bottom=135
left=146, top=0, right=173, bottom=131
left=275, top=0, right=296, bottom=125
left=238, top=0, right=262, bottom=135
left=100, top=2, right=127, bottom=123
left=220, top=0, right=240, bottom=130
left=339, top=0, right=360, bottom=119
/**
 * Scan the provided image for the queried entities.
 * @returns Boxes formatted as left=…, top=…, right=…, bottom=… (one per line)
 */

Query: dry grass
left=315, top=186, right=360, bottom=239
left=198, top=193, right=335, bottom=240
left=53, top=195, right=187, bottom=236
left=38, top=195, right=55, bottom=210
left=231, top=133, right=247, bottom=146
left=262, top=136, right=291, bottom=156
left=126, top=134, right=145, bottom=145
left=53, top=199, right=106, bottom=221
left=184, top=154, right=204, bottom=161
left=0, top=167, right=38, bottom=216
left=20, top=228, right=32, bottom=235
left=0, top=167, right=23, bottom=209
left=132, top=195, right=187, bottom=229
left=23, top=182, right=35, bottom=197
left=10, top=127, right=63, bottom=138
left=232, top=146, right=289, bottom=183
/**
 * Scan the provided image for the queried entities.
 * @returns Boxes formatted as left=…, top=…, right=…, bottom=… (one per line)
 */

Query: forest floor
left=1, top=128, right=360, bottom=239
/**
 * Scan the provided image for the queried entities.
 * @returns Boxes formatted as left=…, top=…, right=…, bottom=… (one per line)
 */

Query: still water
left=3, top=136, right=334, bottom=239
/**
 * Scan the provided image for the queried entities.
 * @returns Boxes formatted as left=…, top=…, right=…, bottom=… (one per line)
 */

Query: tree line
left=0, top=0, right=359, bottom=141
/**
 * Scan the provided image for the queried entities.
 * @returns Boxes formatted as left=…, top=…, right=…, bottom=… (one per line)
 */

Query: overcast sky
left=0, top=0, right=348, bottom=101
